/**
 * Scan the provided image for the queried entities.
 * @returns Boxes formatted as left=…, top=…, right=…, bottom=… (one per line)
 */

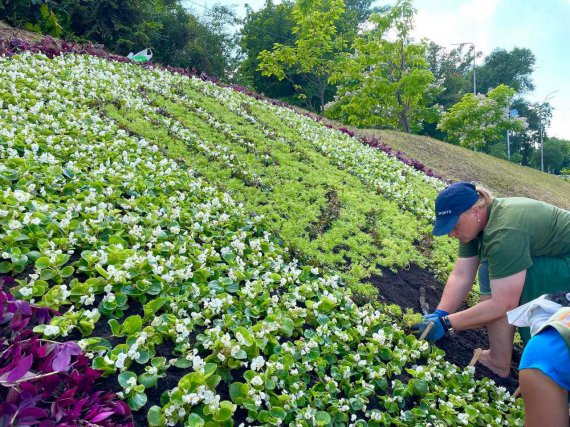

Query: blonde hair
left=474, top=183, right=494, bottom=208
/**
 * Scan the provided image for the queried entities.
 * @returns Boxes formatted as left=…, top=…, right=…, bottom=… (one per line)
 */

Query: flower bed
left=0, top=51, right=524, bottom=425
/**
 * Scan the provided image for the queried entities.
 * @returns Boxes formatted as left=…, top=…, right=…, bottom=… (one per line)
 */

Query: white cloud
left=412, top=0, right=499, bottom=54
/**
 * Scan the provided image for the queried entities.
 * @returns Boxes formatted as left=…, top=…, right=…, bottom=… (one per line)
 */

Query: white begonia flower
left=251, top=375, right=263, bottom=386
left=250, top=355, right=265, bottom=371
left=44, top=325, right=60, bottom=336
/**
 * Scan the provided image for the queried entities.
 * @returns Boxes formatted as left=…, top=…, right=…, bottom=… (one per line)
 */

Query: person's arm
left=436, top=256, right=480, bottom=314
left=447, top=270, right=526, bottom=331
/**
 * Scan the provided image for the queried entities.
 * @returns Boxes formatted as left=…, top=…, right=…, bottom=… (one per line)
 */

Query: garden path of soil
left=368, top=264, right=520, bottom=392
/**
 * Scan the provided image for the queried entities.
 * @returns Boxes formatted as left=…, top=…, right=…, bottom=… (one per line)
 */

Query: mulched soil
left=367, top=264, right=520, bottom=392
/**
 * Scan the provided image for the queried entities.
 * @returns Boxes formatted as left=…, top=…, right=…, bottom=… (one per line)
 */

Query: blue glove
left=411, top=317, right=446, bottom=341
left=422, top=309, right=449, bottom=322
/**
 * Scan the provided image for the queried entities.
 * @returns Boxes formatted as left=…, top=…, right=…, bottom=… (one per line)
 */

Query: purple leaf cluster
left=0, top=279, right=56, bottom=335
left=0, top=286, right=133, bottom=426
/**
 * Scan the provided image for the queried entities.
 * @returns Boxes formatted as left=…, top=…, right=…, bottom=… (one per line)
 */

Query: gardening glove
left=411, top=317, right=446, bottom=341
left=422, top=309, right=448, bottom=322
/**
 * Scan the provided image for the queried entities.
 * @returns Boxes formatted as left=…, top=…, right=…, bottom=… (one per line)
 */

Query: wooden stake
left=419, top=321, right=434, bottom=340
left=513, top=386, right=521, bottom=398
left=469, top=348, right=483, bottom=367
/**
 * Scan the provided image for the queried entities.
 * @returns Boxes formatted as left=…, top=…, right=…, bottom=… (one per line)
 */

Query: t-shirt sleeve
left=486, top=230, right=533, bottom=279
left=458, top=240, right=478, bottom=258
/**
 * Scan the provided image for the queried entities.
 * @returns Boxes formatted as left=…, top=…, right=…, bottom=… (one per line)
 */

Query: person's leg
left=477, top=294, right=515, bottom=377
left=520, top=369, right=569, bottom=427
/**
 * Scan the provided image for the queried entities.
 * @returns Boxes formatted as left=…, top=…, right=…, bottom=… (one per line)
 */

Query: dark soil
left=367, top=264, right=520, bottom=392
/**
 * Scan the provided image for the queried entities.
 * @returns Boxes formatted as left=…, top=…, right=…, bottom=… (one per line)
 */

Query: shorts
left=519, top=327, right=570, bottom=391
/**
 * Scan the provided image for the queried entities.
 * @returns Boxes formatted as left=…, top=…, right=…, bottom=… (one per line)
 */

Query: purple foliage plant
left=0, top=282, right=133, bottom=426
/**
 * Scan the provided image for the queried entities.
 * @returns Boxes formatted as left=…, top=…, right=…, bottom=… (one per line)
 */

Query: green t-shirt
left=458, top=197, right=570, bottom=279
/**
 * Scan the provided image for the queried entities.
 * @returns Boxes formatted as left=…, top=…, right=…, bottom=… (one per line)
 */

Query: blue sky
left=187, top=0, right=570, bottom=140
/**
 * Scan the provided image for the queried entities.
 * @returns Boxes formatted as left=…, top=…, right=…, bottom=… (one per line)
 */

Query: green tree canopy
left=238, top=0, right=297, bottom=99
left=257, top=0, right=347, bottom=113
left=476, top=47, right=536, bottom=94
left=438, top=84, right=527, bottom=152
left=531, top=137, right=570, bottom=174
left=0, top=0, right=237, bottom=79
left=327, top=0, right=439, bottom=132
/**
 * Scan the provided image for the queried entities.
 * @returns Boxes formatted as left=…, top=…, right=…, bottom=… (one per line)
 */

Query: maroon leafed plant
left=0, top=283, right=133, bottom=426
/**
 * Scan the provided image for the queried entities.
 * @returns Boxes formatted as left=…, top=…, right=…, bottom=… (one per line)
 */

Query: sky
left=187, top=0, right=570, bottom=140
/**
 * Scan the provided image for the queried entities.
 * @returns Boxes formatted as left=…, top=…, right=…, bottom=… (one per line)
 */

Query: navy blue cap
left=432, top=182, right=479, bottom=236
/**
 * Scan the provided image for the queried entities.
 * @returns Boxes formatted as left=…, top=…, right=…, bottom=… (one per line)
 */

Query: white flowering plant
left=0, top=50, right=525, bottom=426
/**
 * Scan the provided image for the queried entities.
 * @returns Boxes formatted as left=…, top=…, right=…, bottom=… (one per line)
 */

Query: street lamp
left=451, top=42, right=476, bottom=95
left=538, top=90, right=559, bottom=172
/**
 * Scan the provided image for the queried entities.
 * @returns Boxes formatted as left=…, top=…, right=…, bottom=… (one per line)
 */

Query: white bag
left=507, top=293, right=570, bottom=337
left=127, top=48, right=153, bottom=63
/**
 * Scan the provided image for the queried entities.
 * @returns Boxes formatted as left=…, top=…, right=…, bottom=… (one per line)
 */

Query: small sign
left=509, top=109, right=519, bottom=117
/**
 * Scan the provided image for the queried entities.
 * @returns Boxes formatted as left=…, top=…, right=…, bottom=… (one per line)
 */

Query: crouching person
left=508, top=292, right=570, bottom=427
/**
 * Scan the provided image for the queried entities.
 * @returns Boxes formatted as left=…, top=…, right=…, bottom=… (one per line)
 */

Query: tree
left=425, top=42, right=480, bottom=109
left=1, top=0, right=237, bottom=78
left=327, top=0, right=439, bottom=132
left=476, top=47, right=536, bottom=95
left=531, top=137, right=570, bottom=174
left=238, top=1, right=297, bottom=99
left=438, top=84, right=527, bottom=152
left=503, top=98, right=545, bottom=166
left=257, top=0, right=347, bottom=113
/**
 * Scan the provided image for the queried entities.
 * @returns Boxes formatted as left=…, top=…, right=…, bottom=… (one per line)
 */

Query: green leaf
left=222, top=252, right=236, bottom=262
left=40, top=268, right=56, bottom=281
left=194, top=268, right=209, bottom=284
left=234, top=327, right=254, bottom=347
left=62, top=167, right=75, bottom=179
left=136, top=348, right=152, bottom=364
left=143, top=297, right=167, bottom=318
left=128, top=392, right=147, bottom=411
left=179, top=372, right=204, bottom=392
left=280, top=318, right=295, bottom=337
left=413, top=379, right=428, bottom=397
left=108, top=319, right=121, bottom=336
left=95, top=264, right=109, bottom=279
left=118, top=371, right=137, bottom=388
left=147, top=406, right=165, bottom=426
left=92, top=356, right=113, bottom=370
left=203, top=363, right=217, bottom=378
left=139, top=373, right=158, bottom=388
left=229, top=382, right=247, bottom=403
left=60, top=265, right=74, bottom=277
left=213, top=401, right=235, bottom=422
left=186, top=414, right=205, bottom=427
left=269, top=406, right=286, bottom=419
left=35, top=257, right=50, bottom=269
left=0, top=262, right=11, bottom=273
left=315, top=411, right=331, bottom=426
left=122, top=315, right=143, bottom=335
left=174, top=358, right=192, bottom=368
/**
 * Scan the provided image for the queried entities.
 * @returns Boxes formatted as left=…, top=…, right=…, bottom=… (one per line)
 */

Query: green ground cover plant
left=100, top=59, right=457, bottom=298
left=0, top=52, right=524, bottom=425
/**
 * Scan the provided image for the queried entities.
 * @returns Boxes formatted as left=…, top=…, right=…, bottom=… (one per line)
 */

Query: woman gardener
left=413, top=181, right=570, bottom=377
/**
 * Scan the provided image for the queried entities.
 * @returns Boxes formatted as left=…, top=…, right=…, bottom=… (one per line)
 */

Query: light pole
left=538, top=90, right=559, bottom=172
left=452, top=42, right=476, bottom=95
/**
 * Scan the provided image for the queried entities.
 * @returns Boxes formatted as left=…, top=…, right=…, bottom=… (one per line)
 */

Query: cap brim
left=432, top=215, right=460, bottom=236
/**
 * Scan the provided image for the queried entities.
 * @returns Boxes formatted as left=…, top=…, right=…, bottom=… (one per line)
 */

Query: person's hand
left=422, top=309, right=449, bottom=322
left=411, top=317, right=446, bottom=341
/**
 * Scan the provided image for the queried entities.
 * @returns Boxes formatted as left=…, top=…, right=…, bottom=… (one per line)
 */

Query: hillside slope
left=0, top=45, right=526, bottom=425
left=359, top=130, right=570, bottom=210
